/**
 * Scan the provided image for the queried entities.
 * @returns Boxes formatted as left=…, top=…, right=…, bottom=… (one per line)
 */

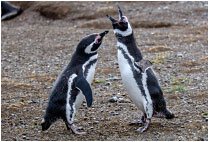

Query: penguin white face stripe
left=85, top=42, right=95, bottom=54
left=114, top=22, right=132, bottom=37
left=84, top=36, right=101, bottom=54
left=66, top=74, right=77, bottom=124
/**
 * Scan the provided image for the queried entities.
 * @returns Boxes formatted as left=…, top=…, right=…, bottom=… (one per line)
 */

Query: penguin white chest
left=85, top=62, right=97, bottom=83
left=117, top=49, right=144, bottom=111
left=74, top=55, right=98, bottom=110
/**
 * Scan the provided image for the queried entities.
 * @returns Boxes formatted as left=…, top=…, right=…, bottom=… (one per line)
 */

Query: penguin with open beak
left=41, top=30, right=109, bottom=135
left=106, top=6, right=174, bottom=133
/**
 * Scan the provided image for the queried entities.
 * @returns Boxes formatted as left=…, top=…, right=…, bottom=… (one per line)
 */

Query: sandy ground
left=1, top=1, right=208, bottom=141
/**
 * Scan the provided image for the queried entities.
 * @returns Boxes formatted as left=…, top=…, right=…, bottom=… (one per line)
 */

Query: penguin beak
left=118, top=6, right=123, bottom=19
left=106, top=15, right=118, bottom=24
left=99, top=30, right=109, bottom=37
left=106, top=6, right=124, bottom=24
left=95, top=30, right=109, bottom=44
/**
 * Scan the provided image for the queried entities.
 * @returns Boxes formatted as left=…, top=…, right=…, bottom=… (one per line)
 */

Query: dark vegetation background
left=1, top=1, right=208, bottom=141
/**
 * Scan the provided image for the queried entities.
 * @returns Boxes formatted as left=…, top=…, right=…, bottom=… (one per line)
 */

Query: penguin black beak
left=95, top=30, right=109, bottom=44
left=99, top=30, right=109, bottom=38
left=106, top=15, right=118, bottom=24
left=118, top=6, right=123, bottom=19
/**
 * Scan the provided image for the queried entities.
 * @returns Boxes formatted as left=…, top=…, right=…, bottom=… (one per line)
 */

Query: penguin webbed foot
left=136, top=119, right=151, bottom=133
left=67, top=123, right=86, bottom=135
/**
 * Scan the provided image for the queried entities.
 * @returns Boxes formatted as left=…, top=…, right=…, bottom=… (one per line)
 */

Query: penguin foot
left=136, top=119, right=151, bottom=133
left=129, top=119, right=145, bottom=125
left=70, top=124, right=86, bottom=135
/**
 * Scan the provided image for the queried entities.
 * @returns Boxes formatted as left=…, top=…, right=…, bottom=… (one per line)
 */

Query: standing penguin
left=106, top=7, right=174, bottom=132
left=41, top=31, right=109, bottom=135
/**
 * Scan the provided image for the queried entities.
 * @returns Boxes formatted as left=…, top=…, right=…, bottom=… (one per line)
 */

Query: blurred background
left=1, top=1, right=208, bottom=141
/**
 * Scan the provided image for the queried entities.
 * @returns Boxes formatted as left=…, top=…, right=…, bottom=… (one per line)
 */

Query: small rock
left=93, top=121, right=99, bottom=124
left=109, top=111, right=119, bottom=116
left=11, top=114, right=17, bottom=117
left=28, top=99, right=39, bottom=104
left=22, top=136, right=26, bottom=139
left=185, top=120, right=192, bottom=123
left=107, top=77, right=120, bottom=81
left=34, top=117, right=40, bottom=120
left=108, top=96, right=118, bottom=103
left=205, top=118, right=208, bottom=121
left=163, top=6, right=169, bottom=10
left=19, top=120, right=24, bottom=124
left=177, top=53, right=183, bottom=57
left=105, top=82, right=111, bottom=86
left=180, top=125, right=185, bottom=128
left=118, top=98, right=130, bottom=103
left=156, top=67, right=161, bottom=70
left=196, top=120, right=202, bottom=123
left=172, top=122, right=181, bottom=125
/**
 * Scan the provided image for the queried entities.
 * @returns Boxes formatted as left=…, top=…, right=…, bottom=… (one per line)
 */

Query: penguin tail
left=41, top=117, right=56, bottom=131
left=165, top=109, right=175, bottom=119
left=41, top=118, right=52, bottom=131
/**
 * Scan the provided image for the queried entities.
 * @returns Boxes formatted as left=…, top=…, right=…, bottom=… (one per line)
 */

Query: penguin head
left=77, top=31, right=109, bottom=54
left=106, top=6, right=132, bottom=37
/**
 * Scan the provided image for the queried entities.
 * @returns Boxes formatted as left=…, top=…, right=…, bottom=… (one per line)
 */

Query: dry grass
left=180, top=61, right=202, bottom=67
left=132, top=20, right=172, bottom=28
left=78, top=19, right=111, bottom=29
left=182, top=68, right=203, bottom=73
left=35, top=2, right=73, bottom=19
left=147, top=46, right=173, bottom=53
left=200, top=57, right=208, bottom=61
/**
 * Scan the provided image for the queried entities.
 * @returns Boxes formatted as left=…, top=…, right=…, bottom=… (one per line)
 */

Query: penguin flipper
left=135, top=59, right=152, bottom=72
left=75, top=74, right=93, bottom=107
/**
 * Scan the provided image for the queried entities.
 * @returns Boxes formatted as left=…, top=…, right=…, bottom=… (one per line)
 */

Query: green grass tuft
left=168, top=86, right=185, bottom=93
left=170, top=81, right=182, bottom=85
left=202, top=111, right=208, bottom=115
left=93, top=79, right=106, bottom=83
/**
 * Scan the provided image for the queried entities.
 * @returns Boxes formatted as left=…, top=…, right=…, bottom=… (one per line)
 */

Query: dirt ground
left=1, top=1, right=208, bottom=141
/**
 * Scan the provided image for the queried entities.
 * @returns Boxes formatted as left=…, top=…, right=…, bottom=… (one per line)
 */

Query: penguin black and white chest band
left=82, top=54, right=98, bottom=77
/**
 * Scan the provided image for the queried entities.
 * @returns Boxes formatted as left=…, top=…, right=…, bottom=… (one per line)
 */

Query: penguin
left=1, top=1, right=22, bottom=21
left=41, top=30, right=109, bottom=135
left=106, top=6, right=174, bottom=133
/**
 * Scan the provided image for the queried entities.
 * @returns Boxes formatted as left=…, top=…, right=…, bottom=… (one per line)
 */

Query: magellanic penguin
left=106, top=7, right=174, bottom=133
left=41, top=31, right=109, bottom=135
